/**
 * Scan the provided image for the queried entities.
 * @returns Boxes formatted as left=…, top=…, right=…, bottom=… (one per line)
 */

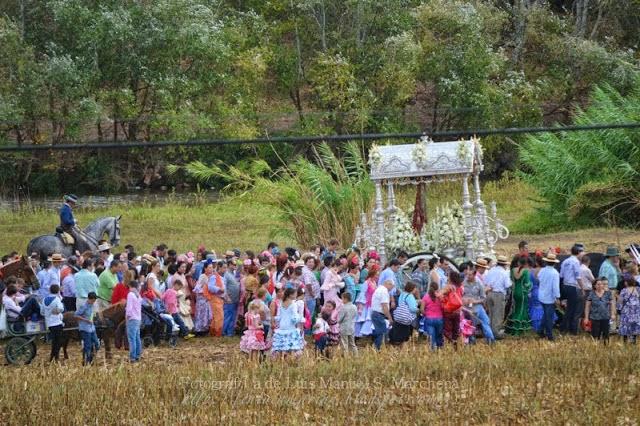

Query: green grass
left=0, top=198, right=294, bottom=256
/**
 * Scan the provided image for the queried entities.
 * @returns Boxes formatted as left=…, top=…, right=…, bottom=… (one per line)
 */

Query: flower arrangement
left=422, top=202, right=466, bottom=252
left=385, top=207, right=420, bottom=254
left=412, top=137, right=431, bottom=169
left=368, top=144, right=382, bottom=167
left=457, top=141, right=472, bottom=166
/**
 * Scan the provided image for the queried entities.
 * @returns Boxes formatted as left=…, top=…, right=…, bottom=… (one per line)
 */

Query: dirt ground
left=496, top=227, right=640, bottom=256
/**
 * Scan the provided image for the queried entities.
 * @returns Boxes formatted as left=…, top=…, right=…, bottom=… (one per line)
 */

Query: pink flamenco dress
left=240, top=312, right=267, bottom=353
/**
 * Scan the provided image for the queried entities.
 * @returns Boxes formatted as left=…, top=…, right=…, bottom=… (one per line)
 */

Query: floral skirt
left=271, top=328, right=305, bottom=353
left=240, top=329, right=267, bottom=352
left=194, top=295, right=212, bottom=333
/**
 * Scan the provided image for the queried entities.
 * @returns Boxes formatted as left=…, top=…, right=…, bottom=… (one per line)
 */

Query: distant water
left=0, top=190, right=219, bottom=212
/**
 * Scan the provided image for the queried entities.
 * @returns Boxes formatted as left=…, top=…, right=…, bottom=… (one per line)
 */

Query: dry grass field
left=1, top=335, right=639, bottom=425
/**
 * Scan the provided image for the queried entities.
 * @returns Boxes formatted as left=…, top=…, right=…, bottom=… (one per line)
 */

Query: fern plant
left=520, top=80, right=640, bottom=226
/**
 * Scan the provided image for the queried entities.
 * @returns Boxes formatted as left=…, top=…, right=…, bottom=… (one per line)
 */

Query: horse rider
left=59, top=194, right=81, bottom=248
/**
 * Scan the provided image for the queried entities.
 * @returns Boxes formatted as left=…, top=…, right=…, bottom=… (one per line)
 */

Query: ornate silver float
left=354, top=136, right=509, bottom=264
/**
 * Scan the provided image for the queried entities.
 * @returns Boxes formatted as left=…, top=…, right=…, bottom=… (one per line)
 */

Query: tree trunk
left=574, top=0, right=590, bottom=38
left=512, top=0, right=528, bottom=67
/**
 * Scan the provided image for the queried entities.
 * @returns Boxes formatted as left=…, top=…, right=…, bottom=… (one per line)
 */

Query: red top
left=111, top=282, right=129, bottom=305
left=141, top=287, right=156, bottom=301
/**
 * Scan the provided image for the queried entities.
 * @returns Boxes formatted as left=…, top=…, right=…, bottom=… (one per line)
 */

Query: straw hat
left=224, top=250, right=235, bottom=258
left=97, top=243, right=111, bottom=252
left=542, top=252, right=560, bottom=263
left=294, top=259, right=305, bottom=268
left=48, top=253, right=65, bottom=263
left=496, top=255, right=510, bottom=265
left=473, top=258, right=489, bottom=268
left=142, top=254, right=157, bottom=264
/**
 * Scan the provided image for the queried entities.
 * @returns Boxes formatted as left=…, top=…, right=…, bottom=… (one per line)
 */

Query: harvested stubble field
left=1, top=335, right=639, bottom=425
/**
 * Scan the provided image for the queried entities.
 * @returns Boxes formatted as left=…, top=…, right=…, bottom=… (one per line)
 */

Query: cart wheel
left=5, top=337, right=37, bottom=365
left=142, top=336, right=154, bottom=348
left=169, top=335, right=178, bottom=348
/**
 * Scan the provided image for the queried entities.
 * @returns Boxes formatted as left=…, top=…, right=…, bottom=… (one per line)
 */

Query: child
left=162, top=280, right=194, bottom=339
left=254, top=287, right=271, bottom=338
left=338, top=292, right=358, bottom=355
left=176, top=279, right=194, bottom=331
left=271, top=288, right=305, bottom=359
left=43, top=284, right=65, bottom=362
left=126, top=281, right=143, bottom=363
left=240, top=301, right=267, bottom=360
left=313, top=311, right=330, bottom=358
left=75, top=292, right=100, bottom=365
left=323, top=300, right=340, bottom=348
left=320, top=260, right=345, bottom=310
left=420, top=282, right=444, bottom=350
left=295, top=287, right=306, bottom=336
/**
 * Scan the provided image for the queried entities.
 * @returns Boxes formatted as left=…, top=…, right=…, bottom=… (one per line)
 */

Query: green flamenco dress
left=506, top=269, right=532, bottom=335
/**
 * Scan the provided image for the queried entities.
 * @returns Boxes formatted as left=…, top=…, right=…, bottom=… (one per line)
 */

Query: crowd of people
left=2, top=237, right=640, bottom=364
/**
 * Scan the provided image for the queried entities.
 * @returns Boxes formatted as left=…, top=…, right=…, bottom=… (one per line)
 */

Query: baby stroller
left=141, top=300, right=179, bottom=348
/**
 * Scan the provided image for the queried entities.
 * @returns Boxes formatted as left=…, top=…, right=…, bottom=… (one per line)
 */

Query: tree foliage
left=0, top=0, right=638, bottom=194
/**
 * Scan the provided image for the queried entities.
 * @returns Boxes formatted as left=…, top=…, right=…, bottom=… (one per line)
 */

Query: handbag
left=393, top=293, right=415, bottom=325
left=443, top=288, right=463, bottom=313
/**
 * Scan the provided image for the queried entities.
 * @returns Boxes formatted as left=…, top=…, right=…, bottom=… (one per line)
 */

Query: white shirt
left=579, top=264, right=595, bottom=291
left=371, top=285, right=390, bottom=313
left=2, top=295, right=21, bottom=319
left=484, top=266, right=512, bottom=294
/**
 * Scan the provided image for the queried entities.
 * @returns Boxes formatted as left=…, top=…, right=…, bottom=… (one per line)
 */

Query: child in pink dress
left=321, top=260, right=345, bottom=311
left=240, top=302, right=267, bottom=360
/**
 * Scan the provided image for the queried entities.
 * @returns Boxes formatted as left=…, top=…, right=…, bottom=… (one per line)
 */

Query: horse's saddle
left=55, top=226, right=75, bottom=246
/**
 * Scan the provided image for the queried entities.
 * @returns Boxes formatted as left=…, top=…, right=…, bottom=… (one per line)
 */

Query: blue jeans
left=473, top=306, right=495, bottom=343
left=542, top=303, right=556, bottom=340
left=423, top=318, right=444, bottom=350
left=371, top=311, right=388, bottom=350
left=171, top=313, right=189, bottom=337
left=80, top=331, right=100, bottom=364
left=222, top=303, right=238, bottom=337
left=126, top=319, right=142, bottom=361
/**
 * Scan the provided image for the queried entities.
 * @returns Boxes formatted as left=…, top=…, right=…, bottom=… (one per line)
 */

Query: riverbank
left=1, top=189, right=639, bottom=256
left=0, top=198, right=294, bottom=255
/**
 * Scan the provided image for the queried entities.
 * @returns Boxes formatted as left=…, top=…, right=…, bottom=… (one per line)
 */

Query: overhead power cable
left=0, top=122, right=638, bottom=152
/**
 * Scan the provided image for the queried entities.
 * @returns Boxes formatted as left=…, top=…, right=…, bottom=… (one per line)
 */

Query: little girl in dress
left=240, top=302, right=267, bottom=360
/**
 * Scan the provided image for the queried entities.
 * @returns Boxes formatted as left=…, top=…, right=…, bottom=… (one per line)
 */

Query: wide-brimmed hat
left=48, top=253, right=66, bottom=263
left=301, top=252, right=317, bottom=263
left=496, top=255, right=510, bottom=265
left=97, top=243, right=111, bottom=252
left=64, top=194, right=78, bottom=204
left=473, top=258, right=489, bottom=268
left=294, top=259, right=305, bottom=268
left=542, top=252, right=560, bottom=263
left=605, top=246, right=620, bottom=257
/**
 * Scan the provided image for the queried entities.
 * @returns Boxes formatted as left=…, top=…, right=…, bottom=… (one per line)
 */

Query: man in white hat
left=38, top=254, right=66, bottom=300
left=538, top=252, right=561, bottom=341
left=483, top=255, right=512, bottom=339
left=98, top=242, right=113, bottom=270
